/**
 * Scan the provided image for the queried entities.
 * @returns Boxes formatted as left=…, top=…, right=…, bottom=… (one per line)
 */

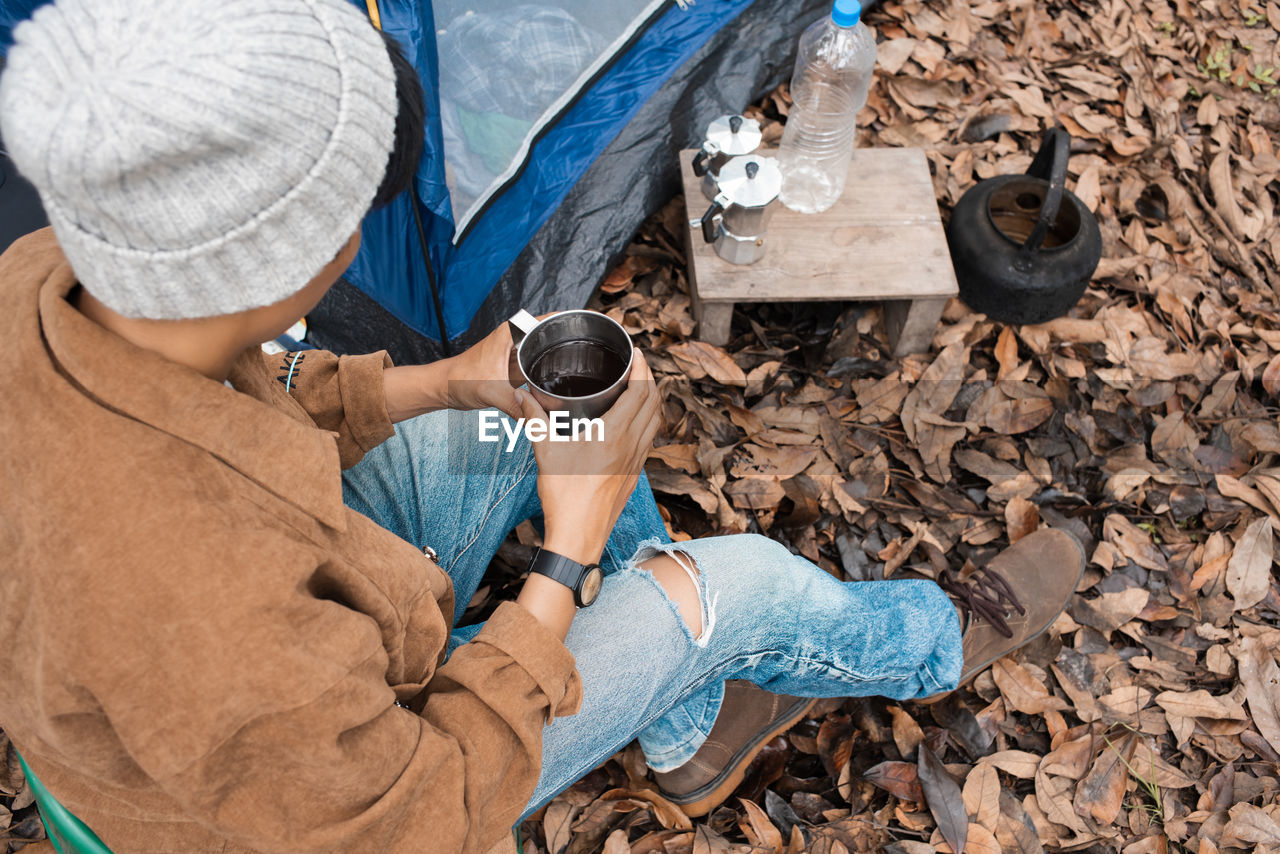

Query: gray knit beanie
left=0, top=0, right=397, bottom=319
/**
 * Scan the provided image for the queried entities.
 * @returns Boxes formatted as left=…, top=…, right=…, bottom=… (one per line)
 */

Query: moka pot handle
left=700, top=198, right=725, bottom=244
left=692, top=140, right=722, bottom=177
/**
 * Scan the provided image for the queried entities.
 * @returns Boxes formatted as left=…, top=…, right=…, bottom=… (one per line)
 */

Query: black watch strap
left=528, top=548, right=603, bottom=607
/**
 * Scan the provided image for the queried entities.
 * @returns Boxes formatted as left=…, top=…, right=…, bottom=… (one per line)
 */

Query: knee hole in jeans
left=640, top=551, right=706, bottom=641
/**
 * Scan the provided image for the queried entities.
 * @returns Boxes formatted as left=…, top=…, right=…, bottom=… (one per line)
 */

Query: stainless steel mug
left=507, top=309, right=634, bottom=419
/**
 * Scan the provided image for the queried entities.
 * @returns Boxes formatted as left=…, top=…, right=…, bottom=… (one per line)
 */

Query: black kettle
left=946, top=128, right=1102, bottom=325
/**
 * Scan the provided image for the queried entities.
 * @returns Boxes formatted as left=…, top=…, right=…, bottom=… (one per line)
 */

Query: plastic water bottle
left=777, top=0, right=877, bottom=214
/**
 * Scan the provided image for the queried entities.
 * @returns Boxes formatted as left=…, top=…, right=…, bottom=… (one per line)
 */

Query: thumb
left=494, top=383, right=523, bottom=420
left=514, top=388, right=547, bottom=423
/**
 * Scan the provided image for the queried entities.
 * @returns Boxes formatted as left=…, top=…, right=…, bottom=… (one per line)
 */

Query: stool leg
left=885, top=297, right=947, bottom=356
left=694, top=301, right=734, bottom=346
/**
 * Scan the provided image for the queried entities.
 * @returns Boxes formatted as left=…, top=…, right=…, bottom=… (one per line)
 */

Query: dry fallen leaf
left=979, top=750, right=1041, bottom=780
left=995, top=326, right=1020, bottom=381
left=738, top=797, right=785, bottom=853
left=938, top=823, right=1001, bottom=854
left=723, top=477, right=786, bottom=510
left=542, top=801, right=576, bottom=854
left=888, top=705, right=925, bottom=760
left=646, top=465, right=720, bottom=515
left=1153, top=689, right=1247, bottom=721
left=1226, top=516, right=1275, bottom=610
left=996, top=788, right=1046, bottom=854
left=693, top=825, right=732, bottom=854
left=1223, top=803, right=1280, bottom=847
left=1073, top=733, right=1131, bottom=825
left=985, top=397, right=1055, bottom=435
left=601, top=254, right=659, bottom=294
left=962, top=764, right=1000, bottom=831
left=601, top=828, right=630, bottom=854
left=1004, top=496, right=1039, bottom=543
left=1262, top=353, right=1280, bottom=398
left=918, top=743, right=967, bottom=854
left=1236, top=636, right=1280, bottom=756
left=863, top=761, right=924, bottom=803
left=667, top=341, right=747, bottom=387
left=649, top=443, right=699, bottom=473
left=992, top=659, right=1069, bottom=715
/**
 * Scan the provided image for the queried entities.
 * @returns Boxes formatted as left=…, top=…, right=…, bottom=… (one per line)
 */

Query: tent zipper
left=366, top=0, right=451, bottom=352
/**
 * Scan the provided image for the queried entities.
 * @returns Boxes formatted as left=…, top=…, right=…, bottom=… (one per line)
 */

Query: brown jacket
left=0, top=230, right=582, bottom=853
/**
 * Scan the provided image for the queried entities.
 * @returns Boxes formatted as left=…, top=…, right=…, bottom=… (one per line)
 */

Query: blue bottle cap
left=831, top=0, right=861, bottom=26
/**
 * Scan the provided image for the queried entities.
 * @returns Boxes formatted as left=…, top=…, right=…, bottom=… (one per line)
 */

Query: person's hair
left=370, top=29, right=425, bottom=209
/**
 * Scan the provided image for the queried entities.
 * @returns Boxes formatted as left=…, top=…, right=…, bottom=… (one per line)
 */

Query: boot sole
left=660, top=696, right=817, bottom=818
left=915, top=531, right=1087, bottom=705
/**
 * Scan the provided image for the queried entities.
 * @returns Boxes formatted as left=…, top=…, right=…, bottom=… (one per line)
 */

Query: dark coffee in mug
left=509, top=309, right=634, bottom=419
left=528, top=339, right=628, bottom=398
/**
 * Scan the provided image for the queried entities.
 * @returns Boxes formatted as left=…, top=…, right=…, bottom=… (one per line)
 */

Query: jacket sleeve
left=79, top=515, right=582, bottom=854
left=263, top=348, right=395, bottom=468
left=151, top=602, right=582, bottom=854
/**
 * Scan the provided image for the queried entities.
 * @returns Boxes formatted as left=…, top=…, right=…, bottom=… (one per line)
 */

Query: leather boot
left=919, top=527, right=1086, bottom=703
left=652, top=681, right=814, bottom=817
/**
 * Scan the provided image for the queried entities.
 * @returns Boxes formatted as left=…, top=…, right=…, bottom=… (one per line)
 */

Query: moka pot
left=691, top=114, right=763, bottom=201
left=694, top=154, right=782, bottom=265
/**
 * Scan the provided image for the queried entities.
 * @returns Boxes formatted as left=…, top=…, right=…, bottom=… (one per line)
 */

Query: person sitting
left=0, top=0, right=1083, bottom=851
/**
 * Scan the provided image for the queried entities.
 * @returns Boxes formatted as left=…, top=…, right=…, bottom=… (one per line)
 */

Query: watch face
left=580, top=566, right=604, bottom=607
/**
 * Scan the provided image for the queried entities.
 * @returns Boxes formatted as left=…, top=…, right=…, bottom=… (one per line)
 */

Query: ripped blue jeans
left=340, top=410, right=962, bottom=817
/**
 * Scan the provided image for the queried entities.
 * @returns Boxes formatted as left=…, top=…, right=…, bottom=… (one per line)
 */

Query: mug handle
left=507, top=309, right=539, bottom=346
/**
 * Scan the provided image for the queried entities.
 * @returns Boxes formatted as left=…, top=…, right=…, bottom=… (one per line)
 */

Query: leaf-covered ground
left=511, top=0, right=1280, bottom=851
left=4, top=0, right=1279, bottom=851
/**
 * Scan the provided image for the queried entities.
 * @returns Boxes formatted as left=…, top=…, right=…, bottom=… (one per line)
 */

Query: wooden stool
left=680, top=147, right=958, bottom=356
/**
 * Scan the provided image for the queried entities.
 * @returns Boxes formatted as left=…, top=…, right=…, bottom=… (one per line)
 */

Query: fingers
left=628, top=347, right=649, bottom=380
left=631, top=383, right=660, bottom=444
left=632, top=365, right=662, bottom=442
left=641, top=400, right=662, bottom=448
left=597, top=351, right=659, bottom=470
left=636, top=362, right=660, bottom=417
left=631, top=404, right=662, bottom=473
left=522, top=345, right=659, bottom=484
left=604, top=349, right=655, bottom=422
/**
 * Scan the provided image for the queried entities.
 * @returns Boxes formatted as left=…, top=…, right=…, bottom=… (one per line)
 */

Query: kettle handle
left=1020, top=127, right=1070, bottom=254
left=700, top=199, right=724, bottom=244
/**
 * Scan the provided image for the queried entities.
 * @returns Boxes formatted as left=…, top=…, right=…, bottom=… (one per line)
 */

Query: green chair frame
left=14, top=751, right=113, bottom=854
left=15, top=748, right=521, bottom=853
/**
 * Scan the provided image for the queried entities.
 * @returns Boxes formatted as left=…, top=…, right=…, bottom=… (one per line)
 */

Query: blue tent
left=1, top=0, right=826, bottom=360
left=318, top=0, right=827, bottom=362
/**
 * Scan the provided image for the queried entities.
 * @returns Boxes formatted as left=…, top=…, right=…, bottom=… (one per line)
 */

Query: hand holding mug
left=520, top=351, right=662, bottom=566
left=437, top=321, right=527, bottom=418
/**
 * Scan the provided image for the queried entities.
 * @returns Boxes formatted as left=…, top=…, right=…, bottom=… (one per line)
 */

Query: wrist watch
left=527, top=548, right=604, bottom=608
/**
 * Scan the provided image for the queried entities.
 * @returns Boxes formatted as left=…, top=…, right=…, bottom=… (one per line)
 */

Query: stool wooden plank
left=680, top=147, right=958, bottom=356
